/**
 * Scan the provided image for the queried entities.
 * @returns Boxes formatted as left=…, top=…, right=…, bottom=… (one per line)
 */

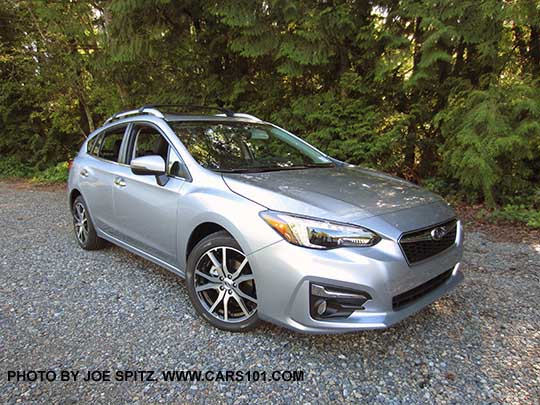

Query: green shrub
left=490, top=204, right=540, bottom=229
left=0, top=157, right=35, bottom=178
left=0, top=157, right=68, bottom=183
left=31, top=161, right=69, bottom=183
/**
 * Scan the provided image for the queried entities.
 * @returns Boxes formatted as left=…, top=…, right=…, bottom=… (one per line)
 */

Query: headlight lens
left=259, top=210, right=380, bottom=249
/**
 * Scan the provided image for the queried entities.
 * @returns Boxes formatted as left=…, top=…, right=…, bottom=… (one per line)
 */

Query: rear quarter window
left=86, top=135, right=101, bottom=156
left=90, top=125, right=128, bottom=163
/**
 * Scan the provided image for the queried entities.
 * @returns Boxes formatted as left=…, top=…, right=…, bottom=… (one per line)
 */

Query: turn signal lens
left=259, top=212, right=299, bottom=244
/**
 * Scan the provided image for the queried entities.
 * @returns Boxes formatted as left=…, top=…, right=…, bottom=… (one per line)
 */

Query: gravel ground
left=1, top=182, right=539, bottom=404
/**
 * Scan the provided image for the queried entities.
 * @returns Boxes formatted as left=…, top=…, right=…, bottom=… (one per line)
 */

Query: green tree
left=1, top=0, right=539, bottom=206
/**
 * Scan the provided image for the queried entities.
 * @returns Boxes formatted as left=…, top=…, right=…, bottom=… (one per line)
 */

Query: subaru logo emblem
left=431, top=226, right=447, bottom=240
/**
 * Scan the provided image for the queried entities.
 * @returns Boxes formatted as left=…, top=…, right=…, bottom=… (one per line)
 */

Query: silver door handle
left=114, top=177, right=126, bottom=187
left=80, top=169, right=89, bottom=178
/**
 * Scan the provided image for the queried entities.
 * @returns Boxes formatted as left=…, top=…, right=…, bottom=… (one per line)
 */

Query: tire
left=186, top=231, right=260, bottom=332
left=72, top=195, right=106, bottom=250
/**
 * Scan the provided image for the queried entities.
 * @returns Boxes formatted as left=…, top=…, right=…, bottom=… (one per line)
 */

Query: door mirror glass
left=130, top=155, right=166, bottom=176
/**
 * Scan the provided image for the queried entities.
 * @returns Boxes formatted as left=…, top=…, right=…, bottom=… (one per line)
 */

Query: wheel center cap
left=223, top=278, right=234, bottom=287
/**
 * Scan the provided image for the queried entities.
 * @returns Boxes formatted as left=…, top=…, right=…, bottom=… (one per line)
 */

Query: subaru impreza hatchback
left=68, top=105, right=463, bottom=333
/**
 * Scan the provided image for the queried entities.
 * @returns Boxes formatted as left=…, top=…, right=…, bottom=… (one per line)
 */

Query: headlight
left=259, top=210, right=380, bottom=249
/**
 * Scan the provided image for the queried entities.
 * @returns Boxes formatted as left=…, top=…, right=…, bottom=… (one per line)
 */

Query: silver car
left=68, top=105, right=463, bottom=333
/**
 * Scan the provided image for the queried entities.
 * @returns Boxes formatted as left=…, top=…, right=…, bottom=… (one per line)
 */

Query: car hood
left=222, top=166, right=447, bottom=224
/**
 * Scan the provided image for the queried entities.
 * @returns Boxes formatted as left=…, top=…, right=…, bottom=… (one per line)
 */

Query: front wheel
left=186, top=231, right=260, bottom=332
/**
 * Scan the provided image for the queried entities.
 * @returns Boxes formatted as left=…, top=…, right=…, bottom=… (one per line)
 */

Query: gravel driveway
left=1, top=182, right=538, bottom=403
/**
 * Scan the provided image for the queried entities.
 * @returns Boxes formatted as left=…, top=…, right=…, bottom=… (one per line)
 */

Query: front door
left=111, top=123, right=186, bottom=266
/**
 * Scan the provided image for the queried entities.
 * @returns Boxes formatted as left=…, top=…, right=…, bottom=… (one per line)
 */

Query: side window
left=131, top=125, right=168, bottom=162
left=97, top=126, right=126, bottom=162
left=130, top=124, right=188, bottom=179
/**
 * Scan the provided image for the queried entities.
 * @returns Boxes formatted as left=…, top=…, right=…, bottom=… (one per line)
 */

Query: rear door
left=78, top=124, right=129, bottom=234
left=110, top=122, right=187, bottom=265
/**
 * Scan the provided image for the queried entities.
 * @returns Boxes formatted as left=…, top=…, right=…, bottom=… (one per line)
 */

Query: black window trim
left=127, top=121, right=192, bottom=182
left=86, top=133, right=101, bottom=156
left=87, top=123, right=131, bottom=166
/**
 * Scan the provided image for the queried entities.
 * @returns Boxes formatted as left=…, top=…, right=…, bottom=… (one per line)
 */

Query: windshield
left=170, top=121, right=334, bottom=172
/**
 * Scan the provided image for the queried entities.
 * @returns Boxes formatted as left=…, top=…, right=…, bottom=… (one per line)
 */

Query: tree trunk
left=453, top=39, right=465, bottom=76
left=530, top=25, right=540, bottom=76
left=116, top=82, right=129, bottom=105
left=465, top=45, right=479, bottom=86
left=79, top=92, right=94, bottom=135
left=403, top=17, right=423, bottom=179
left=513, top=24, right=528, bottom=61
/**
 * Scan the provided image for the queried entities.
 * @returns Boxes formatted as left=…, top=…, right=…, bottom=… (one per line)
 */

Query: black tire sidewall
left=186, top=231, right=260, bottom=332
left=72, top=195, right=104, bottom=250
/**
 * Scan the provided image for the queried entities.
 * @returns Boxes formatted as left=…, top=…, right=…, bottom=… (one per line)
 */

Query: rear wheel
left=186, top=231, right=259, bottom=332
left=72, top=195, right=106, bottom=250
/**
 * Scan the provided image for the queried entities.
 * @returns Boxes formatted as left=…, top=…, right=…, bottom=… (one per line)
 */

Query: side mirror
left=130, top=155, right=166, bottom=176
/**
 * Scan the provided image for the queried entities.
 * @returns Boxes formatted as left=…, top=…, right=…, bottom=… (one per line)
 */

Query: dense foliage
left=1, top=0, right=539, bottom=206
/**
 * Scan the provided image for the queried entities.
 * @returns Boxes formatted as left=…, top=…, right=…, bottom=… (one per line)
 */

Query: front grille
left=399, top=219, right=457, bottom=264
left=392, top=268, right=453, bottom=311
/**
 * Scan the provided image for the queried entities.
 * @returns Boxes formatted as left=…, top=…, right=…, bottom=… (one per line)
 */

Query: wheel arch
left=182, top=211, right=258, bottom=269
left=185, top=222, right=233, bottom=261
left=69, top=188, right=82, bottom=212
left=68, top=188, right=98, bottom=229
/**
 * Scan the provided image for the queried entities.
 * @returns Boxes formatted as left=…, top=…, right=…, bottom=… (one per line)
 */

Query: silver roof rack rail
left=103, top=105, right=262, bottom=125
left=142, top=104, right=235, bottom=117
left=103, top=107, right=165, bottom=125
left=232, top=113, right=262, bottom=121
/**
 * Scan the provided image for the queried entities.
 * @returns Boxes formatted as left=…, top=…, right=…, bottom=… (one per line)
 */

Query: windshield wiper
left=214, top=163, right=335, bottom=173
left=215, top=167, right=288, bottom=173
left=212, top=168, right=255, bottom=173
left=274, top=163, right=335, bottom=170
left=304, top=163, right=336, bottom=168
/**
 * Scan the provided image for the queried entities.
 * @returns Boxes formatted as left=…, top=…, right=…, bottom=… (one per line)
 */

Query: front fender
left=177, top=185, right=282, bottom=270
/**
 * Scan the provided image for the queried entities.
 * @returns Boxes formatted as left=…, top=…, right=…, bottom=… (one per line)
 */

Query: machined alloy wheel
left=186, top=231, right=260, bottom=331
left=73, top=201, right=89, bottom=245
left=195, top=246, right=257, bottom=322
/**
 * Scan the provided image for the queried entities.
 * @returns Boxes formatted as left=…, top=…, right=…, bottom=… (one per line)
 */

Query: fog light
left=310, top=282, right=371, bottom=320
left=315, top=299, right=327, bottom=316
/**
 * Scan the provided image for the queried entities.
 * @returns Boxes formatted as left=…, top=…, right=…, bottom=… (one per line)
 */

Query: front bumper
left=248, top=221, right=464, bottom=334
